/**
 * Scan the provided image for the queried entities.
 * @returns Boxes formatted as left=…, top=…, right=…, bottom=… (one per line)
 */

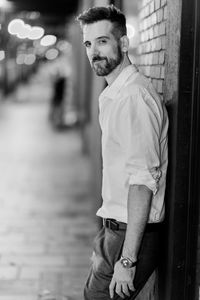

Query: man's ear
left=120, top=36, right=129, bottom=53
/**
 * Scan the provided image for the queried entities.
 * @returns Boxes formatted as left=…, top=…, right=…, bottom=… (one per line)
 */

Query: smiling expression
left=83, top=20, right=123, bottom=76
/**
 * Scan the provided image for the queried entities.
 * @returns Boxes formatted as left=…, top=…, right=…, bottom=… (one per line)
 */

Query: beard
left=91, top=46, right=123, bottom=76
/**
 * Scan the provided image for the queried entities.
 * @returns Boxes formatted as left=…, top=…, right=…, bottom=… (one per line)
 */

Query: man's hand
left=109, top=260, right=136, bottom=299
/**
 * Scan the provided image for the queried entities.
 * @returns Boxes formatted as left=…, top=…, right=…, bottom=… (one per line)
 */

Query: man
left=77, top=5, right=168, bottom=300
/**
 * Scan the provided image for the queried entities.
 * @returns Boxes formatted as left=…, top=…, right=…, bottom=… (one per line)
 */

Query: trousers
left=84, top=221, right=161, bottom=300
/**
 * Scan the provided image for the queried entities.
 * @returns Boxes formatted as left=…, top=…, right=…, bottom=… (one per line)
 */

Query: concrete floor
left=0, top=82, right=97, bottom=300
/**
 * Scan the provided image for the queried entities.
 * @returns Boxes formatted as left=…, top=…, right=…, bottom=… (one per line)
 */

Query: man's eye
left=99, top=39, right=107, bottom=44
left=84, top=42, right=91, bottom=48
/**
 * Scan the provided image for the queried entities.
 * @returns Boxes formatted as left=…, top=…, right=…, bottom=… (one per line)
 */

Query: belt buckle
left=106, top=219, right=119, bottom=231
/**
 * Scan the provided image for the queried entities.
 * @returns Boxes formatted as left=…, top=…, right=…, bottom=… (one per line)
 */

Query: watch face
left=120, top=258, right=132, bottom=268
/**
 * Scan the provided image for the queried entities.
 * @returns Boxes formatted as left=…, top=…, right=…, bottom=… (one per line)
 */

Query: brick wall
left=138, top=0, right=167, bottom=98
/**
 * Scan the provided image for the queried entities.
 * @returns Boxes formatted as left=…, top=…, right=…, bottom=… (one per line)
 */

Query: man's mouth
left=92, top=57, right=106, bottom=64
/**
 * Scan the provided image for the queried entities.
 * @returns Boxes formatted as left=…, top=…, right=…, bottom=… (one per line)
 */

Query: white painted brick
left=151, top=12, right=157, bottom=25
left=145, top=66, right=151, bottom=76
left=157, top=80, right=163, bottom=93
left=155, top=0, right=161, bottom=10
left=152, top=79, right=158, bottom=90
left=150, top=66, right=161, bottom=78
left=149, top=27, right=154, bottom=39
left=161, top=66, right=165, bottom=78
left=146, top=15, right=152, bottom=28
left=161, top=0, right=167, bottom=6
left=159, top=51, right=165, bottom=64
left=164, top=5, right=168, bottom=20
left=157, top=8, right=164, bottom=23
left=143, top=18, right=148, bottom=30
left=155, top=38, right=162, bottom=51
left=154, top=24, right=159, bottom=38
left=150, top=1, right=154, bottom=14
left=158, top=22, right=166, bottom=35
left=152, top=52, right=159, bottom=64
left=161, top=36, right=166, bottom=49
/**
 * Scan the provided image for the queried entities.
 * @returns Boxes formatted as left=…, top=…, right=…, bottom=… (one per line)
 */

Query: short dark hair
left=76, top=5, right=127, bottom=39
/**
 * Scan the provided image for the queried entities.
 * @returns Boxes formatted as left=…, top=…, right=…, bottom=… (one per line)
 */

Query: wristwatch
left=120, top=256, right=137, bottom=268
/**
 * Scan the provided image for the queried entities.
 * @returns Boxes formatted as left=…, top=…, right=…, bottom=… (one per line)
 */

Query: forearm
left=122, top=184, right=153, bottom=262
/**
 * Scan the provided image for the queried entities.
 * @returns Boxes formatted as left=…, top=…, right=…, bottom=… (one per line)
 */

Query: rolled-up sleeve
left=116, top=86, right=162, bottom=195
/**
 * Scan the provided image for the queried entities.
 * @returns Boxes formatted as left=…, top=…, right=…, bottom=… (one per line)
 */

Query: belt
left=103, top=218, right=162, bottom=232
left=103, top=218, right=127, bottom=230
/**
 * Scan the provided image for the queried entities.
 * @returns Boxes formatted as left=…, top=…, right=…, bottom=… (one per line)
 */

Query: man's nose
left=90, top=43, right=100, bottom=57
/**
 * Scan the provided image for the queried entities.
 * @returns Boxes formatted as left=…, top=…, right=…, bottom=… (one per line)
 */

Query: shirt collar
left=100, top=64, right=138, bottom=100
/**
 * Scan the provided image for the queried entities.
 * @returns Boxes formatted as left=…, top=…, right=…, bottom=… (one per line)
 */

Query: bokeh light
left=40, top=35, right=57, bottom=47
left=45, top=48, right=59, bottom=60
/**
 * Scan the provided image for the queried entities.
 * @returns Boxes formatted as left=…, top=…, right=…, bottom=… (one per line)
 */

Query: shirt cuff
left=128, top=168, right=162, bottom=195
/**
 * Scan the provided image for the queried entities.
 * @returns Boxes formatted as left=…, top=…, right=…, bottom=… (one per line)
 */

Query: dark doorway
left=162, top=0, right=200, bottom=299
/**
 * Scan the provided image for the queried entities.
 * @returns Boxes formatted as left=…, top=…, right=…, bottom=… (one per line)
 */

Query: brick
left=154, top=25, right=159, bottom=38
left=143, top=18, right=148, bottom=30
left=145, top=65, right=151, bottom=76
left=159, top=51, right=165, bottom=64
left=149, top=27, right=154, bottom=40
left=147, top=53, right=152, bottom=65
left=151, top=12, right=157, bottom=25
left=158, top=22, right=166, bottom=35
left=152, top=79, right=158, bottom=90
left=161, top=66, right=165, bottom=78
left=150, top=38, right=162, bottom=51
left=155, top=37, right=162, bottom=50
left=157, top=8, right=164, bottom=23
left=161, top=36, right=166, bottom=49
left=144, top=31, right=149, bottom=42
left=155, top=0, right=161, bottom=10
left=150, top=39, right=156, bottom=51
left=146, top=42, right=151, bottom=53
left=150, top=1, right=154, bottom=14
left=141, top=32, right=145, bottom=43
left=150, top=66, right=161, bottom=78
left=140, top=41, right=151, bottom=53
left=145, top=5, right=150, bottom=17
left=147, top=16, right=152, bottom=29
left=164, top=5, right=168, bottom=20
left=157, top=80, right=163, bottom=93
left=161, top=0, right=167, bottom=6
left=152, top=52, right=159, bottom=64
left=138, top=44, right=144, bottom=54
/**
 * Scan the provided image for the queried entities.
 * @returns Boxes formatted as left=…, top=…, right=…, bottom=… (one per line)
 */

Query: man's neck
left=105, top=54, right=131, bottom=86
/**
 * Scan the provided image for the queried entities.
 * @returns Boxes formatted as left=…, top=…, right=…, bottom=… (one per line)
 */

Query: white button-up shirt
left=96, top=65, right=168, bottom=223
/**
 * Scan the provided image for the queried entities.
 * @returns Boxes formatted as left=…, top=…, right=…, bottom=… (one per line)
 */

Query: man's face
left=83, top=20, right=123, bottom=76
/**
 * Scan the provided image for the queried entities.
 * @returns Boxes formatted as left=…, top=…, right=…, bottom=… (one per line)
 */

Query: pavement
left=0, top=81, right=98, bottom=300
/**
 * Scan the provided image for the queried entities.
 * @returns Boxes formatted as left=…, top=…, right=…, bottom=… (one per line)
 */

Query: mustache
left=92, top=56, right=107, bottom=63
